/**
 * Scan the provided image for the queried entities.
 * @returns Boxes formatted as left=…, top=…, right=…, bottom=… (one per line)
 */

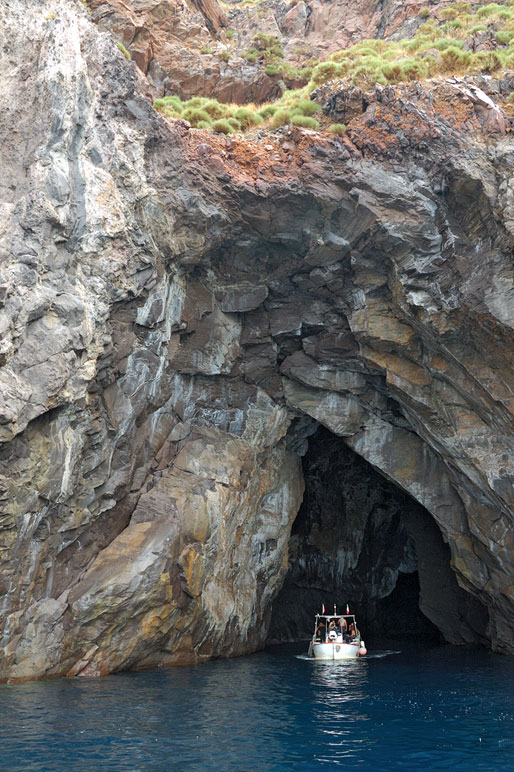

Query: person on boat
left=316, top=620, right=326, bottom=640
left=348, top=622, right=356, bottom=639
left=327, top=619, right=339, bottom=640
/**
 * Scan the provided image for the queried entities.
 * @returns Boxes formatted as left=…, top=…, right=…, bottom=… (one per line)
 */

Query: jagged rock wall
left=1, top=0, right=514, bottom=681
left=88, top=0, right=458, bottom=101
left=88, top=0, right=284, bottom=102
left=0, top=0, right=304, bottom=680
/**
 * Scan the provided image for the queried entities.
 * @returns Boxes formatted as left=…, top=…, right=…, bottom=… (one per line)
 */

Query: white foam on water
left=366, top=650, right=401, bottom=659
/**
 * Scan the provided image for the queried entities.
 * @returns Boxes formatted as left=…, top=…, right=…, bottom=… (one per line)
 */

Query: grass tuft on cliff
left=153, top=0, right=514, bottom=135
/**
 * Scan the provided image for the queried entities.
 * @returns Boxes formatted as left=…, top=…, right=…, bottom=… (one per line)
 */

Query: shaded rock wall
left=269, top=426, right=489, bottom=644
left=1, top=0, right=514, bottom=681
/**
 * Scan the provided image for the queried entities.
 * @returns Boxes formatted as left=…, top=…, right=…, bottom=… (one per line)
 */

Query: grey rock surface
left=1, top=0, right=514, bottom=680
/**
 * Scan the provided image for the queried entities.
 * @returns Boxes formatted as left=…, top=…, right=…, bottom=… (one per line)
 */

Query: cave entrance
left=269, top=425, right=488, bottom=646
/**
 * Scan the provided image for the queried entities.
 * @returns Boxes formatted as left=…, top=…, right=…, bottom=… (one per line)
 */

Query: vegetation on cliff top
left=154, top=1, right=514, bottom=133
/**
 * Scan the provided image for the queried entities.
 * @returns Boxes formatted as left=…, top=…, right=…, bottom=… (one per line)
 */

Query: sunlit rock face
left=88, top=0, right=287, bottom=103
left=88, top=0, right=460, bottom=100
left=1, top=0, right=514, bottom=681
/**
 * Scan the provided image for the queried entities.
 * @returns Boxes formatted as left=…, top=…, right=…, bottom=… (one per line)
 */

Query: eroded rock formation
left=269, top=426, right=489, bottom=645
left=1, top=0, right=514, bottom=681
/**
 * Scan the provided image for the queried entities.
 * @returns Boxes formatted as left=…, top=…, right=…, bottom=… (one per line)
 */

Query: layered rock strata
left=1, top=0, right=514, bottom=681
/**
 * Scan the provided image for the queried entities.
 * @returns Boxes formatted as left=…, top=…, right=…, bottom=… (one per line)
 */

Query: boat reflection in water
left=311, top=657, right=373, bottom=763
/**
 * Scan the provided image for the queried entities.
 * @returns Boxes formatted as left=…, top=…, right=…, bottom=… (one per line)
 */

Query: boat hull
left=312, top=641, right=360, bottom=660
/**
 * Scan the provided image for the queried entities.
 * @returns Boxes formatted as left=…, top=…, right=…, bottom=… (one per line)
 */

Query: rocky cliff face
left=1, top=0, right=514, bottom=681
left=88, top=0, right=458, bottom=101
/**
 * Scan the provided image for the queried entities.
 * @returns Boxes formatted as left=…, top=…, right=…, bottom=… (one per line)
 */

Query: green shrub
left=162, top=106, right=181, bottom=118
left=234, top=107, right=264, bottom=129
left=433, top=37, right=465, bottom=50
left=290, top=98, right=320, bottom=116
left=291, top=115, right=319, bottom=129
left=196, top=121, right=211, bottom=129
left=474, top=49, right=504, bottom=71
left=165, top=96, right=184, bottom=109
left=218, top=51, right=230, bottom=62
left=350, top=61, right=385, bottom=85
left=477, top=3, right=504, bottom=17
left=400, top=56, right=430, bottom=79
left=200, top=45, right=212, bottom=54
left=310, top=61, right=340, bottom=85
left=405, top=34, right=434, bottom=53
left=181, top=108, right=212, bottom=126
left=380, top=61, right=404, bottom=83
left=299, top=65, right=314, bottom=80
left=212, top=119, right=233, bottom=134
left=352, top=46, right=380, bottom=57
left=154, top=96, right=184, bottom=117
left=419, top=20, right=439, bottom=34
left=496, top=29, right=513, bottom=43
left=149, top=0, right=514, bottom=135
left=270, top=109, right=292, bottom=127
left=258, top=104, right=277, bottom=119
left=382, top=46, right=408, bottom=60
left=330, top=50, right=349, bottom=62
left=439, top=46, right=473, bottom=71
left=265, top=63, right=283, bottom=75
left=281, top=88, right=305, bottom=103
left=185, top=97, right=208, bottom=107
left=203, top=100, right=228, bottom=119
left=253, top=33, right=284, bottom=58
left=329, top=123, right=346, bottom=135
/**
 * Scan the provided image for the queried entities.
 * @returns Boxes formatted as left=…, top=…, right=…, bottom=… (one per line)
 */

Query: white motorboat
left=308, top=606, right=367, bottom=660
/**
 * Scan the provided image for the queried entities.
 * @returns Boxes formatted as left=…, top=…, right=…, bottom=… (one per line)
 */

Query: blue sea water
left=1, top=641, right=514, bottom=772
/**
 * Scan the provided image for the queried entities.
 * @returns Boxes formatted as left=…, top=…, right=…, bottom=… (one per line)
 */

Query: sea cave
left=269, top=425, right=489, bottom=647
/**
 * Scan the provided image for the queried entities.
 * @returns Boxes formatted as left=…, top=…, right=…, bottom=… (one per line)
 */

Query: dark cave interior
left=268, top=425, right=489, bottom=646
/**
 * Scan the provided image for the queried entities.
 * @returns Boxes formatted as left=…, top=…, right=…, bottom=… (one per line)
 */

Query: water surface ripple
left=2, top=642, right=514, bottom=771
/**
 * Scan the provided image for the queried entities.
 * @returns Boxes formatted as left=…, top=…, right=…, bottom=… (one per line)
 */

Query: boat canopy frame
left=314, top=614, right=357, bottom=623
